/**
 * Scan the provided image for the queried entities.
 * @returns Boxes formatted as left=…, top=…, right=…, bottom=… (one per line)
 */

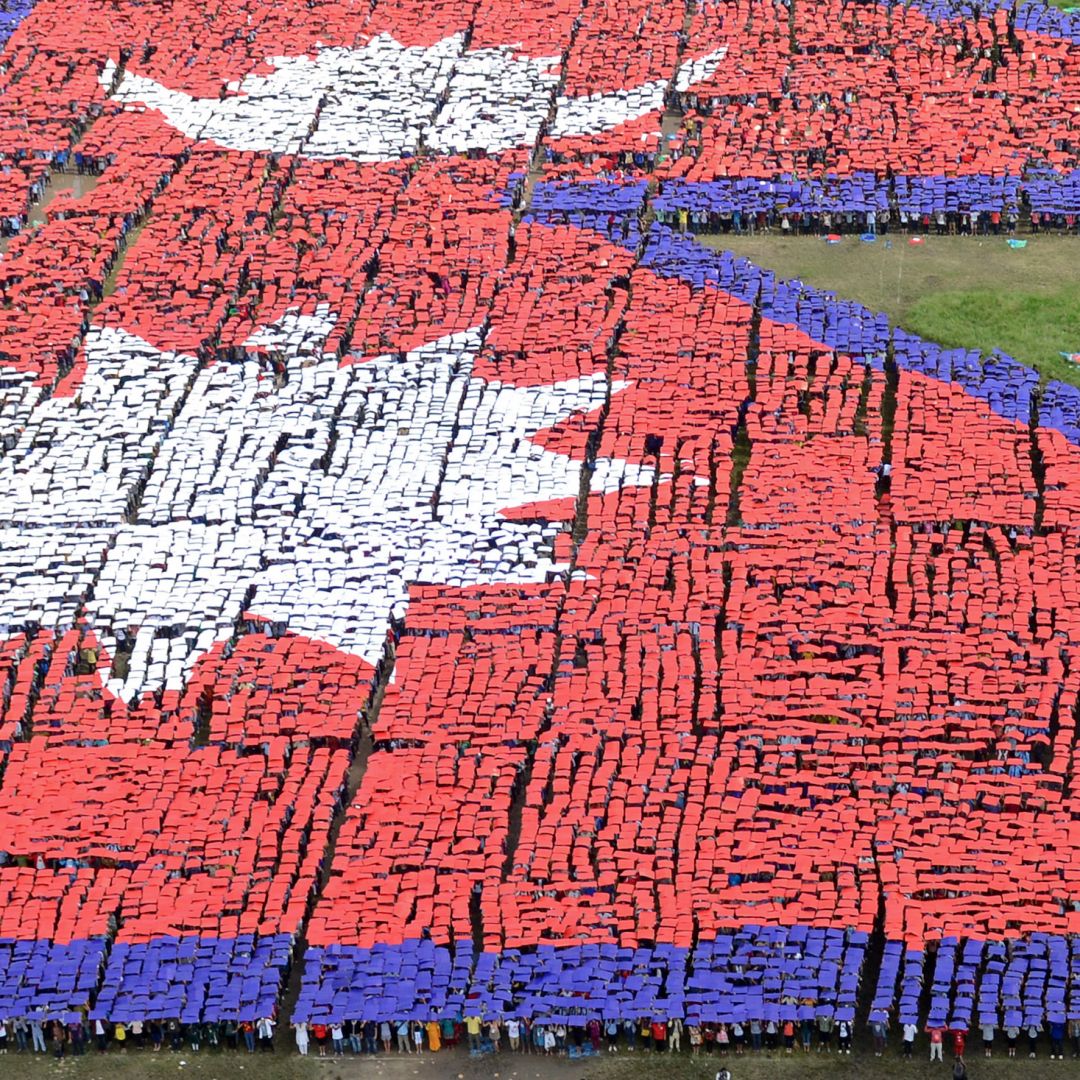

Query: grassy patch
left=699, top=233, right=1080, bottom=387
left=906, top=287, right=1080, bottom=386
left=592, top=1048, right=1078, bottom=1080
left=0, top=1048, right=544, bottom=1080
left=2, top=1042, right=1078, bottom=1080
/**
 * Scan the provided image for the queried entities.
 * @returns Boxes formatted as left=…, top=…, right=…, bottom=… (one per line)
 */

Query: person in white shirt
left=669, top=1017, right=683, bottom=1052
left=293, top=1022, right=309, bottom=1055
left=902, top=1021, right=918, bottom=1058
left=507, top=1018, right=520, bottom=1051
left=257, top=1016, right=275, bottom=1051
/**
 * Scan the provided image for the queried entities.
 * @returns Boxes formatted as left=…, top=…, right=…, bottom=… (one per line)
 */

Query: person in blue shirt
left=1049, top=1019, right=1066, bottom=1059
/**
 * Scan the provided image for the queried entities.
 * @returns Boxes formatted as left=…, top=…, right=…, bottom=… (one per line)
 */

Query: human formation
left=10, top=1012, right=1080, bottom=1063
left=0, top=0, right=1075, bottom=1052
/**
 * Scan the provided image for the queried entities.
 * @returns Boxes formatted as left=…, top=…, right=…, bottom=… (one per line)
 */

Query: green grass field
left=3, top=1042, right=1077, bottom=1080
left=700, top=233, right=1080, bottom=387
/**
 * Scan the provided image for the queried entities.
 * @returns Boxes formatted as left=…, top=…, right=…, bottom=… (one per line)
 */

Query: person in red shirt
left=953, top=1028, right=967, bottom=1059
left=927, top=1024, right=945, bottom=1062
left=651, top=1020, right=667, bottom=1052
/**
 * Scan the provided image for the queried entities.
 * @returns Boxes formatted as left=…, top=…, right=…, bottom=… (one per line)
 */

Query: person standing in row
left=902, top=1020, right=917, bottom=1058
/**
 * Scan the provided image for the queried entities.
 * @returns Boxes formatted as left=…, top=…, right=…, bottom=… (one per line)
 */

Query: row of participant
left=14, top=1010, right=1080, bottom=1059
left=654, top=204, right=1080, bottom=234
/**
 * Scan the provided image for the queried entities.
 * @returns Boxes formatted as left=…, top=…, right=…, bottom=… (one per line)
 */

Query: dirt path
left=0, top=1045, right=603, bottom=1080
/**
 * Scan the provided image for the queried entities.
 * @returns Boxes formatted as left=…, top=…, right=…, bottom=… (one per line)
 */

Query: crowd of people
left=651, top=203, right=1080, bottom=236
left=0, top=1015, right=279, bottom=1055
left=7, top=1010, right=1080, bottom=1062
left=0, top=0, right=1077, bottom=1043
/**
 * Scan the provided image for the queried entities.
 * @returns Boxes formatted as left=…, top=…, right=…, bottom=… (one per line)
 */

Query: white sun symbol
left=101, top=34, right=727, bottom=159
left=4, top=32, right=733, bottom=695
left=0, top=307, right=661, bottom=698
